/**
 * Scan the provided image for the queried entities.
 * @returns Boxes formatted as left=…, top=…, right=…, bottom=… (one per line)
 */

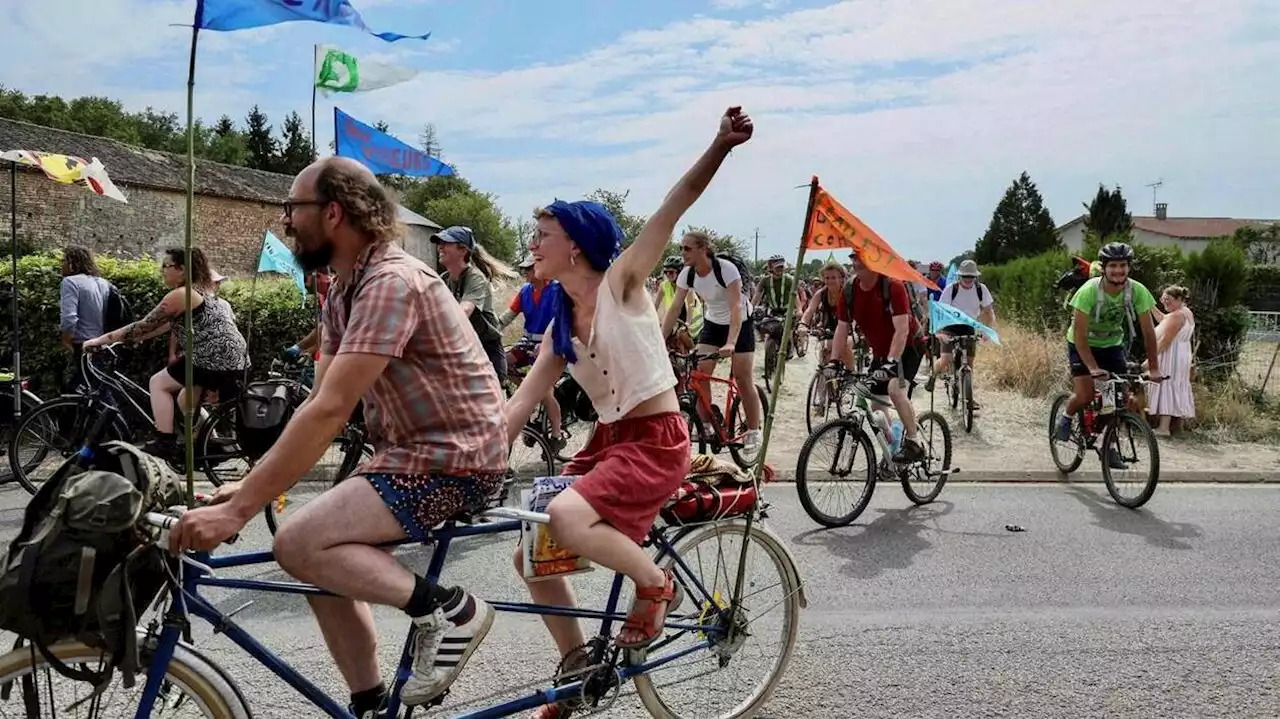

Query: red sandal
left=616, top=569, right=676, bottom=650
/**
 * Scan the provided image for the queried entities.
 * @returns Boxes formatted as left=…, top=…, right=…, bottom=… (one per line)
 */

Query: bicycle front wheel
left=1, top=390, right=46, bottom=485
left=901, top=410, right=952, bottom=505
left=961, top=370, right=975, bottom=434
left=1101, top=409, right=1161, bottom=509
left=8, top=396, right=127, bottom=494
left=0, top=637, right=251, bottom=718
left=795, top=417, right=877, bottom=527
left=1048, top=392, right=1085, bottom=474
left=631, top=521, right=802, bottom=719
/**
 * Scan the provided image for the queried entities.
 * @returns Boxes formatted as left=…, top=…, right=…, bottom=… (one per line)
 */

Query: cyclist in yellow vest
left=654, top=255, right=702, bottom=351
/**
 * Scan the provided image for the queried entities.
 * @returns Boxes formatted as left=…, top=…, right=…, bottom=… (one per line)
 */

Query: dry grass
left=974, top=323, right=1071, bottom=398
left=1185, top=378, right=1280, bottom=443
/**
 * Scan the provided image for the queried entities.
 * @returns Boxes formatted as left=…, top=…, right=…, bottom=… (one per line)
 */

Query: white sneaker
left=400, top=593, right=494, bottom=706
left=742, top=429, right=763, bottom=461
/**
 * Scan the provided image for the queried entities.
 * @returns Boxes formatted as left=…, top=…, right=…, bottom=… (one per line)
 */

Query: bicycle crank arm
left=928, top=467, right=962, bottom=478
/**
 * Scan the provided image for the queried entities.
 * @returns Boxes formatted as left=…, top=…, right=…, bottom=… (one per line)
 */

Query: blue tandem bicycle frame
left=134, top=509, right=729, bottom=719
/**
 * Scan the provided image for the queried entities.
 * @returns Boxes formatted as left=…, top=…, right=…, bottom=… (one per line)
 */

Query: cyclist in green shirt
left=1055, top=242, right=1163, bottom=441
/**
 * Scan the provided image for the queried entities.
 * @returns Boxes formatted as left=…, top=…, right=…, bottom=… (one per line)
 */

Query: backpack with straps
left=948, top=281, right=986, bottom=305
left=1081, top=277, right=1138, bottom=345
left=102, top=280, right=133, bottom=333
left=0, top=442, right=182, bottom=690
left=843, top=276, right=930, bottom=344
left=684, top=253, right=754, bottom=298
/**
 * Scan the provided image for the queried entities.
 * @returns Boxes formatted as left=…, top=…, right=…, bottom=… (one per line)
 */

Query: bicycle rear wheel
left=2, top=390, right=46, bottom=484
left=795, top=417, right=877, bottom=527
left=1101, top=409, right=1161, bottom=509
left=630, top=521, right=802, bottom=719
left=0, top=636, right=251, bottom=718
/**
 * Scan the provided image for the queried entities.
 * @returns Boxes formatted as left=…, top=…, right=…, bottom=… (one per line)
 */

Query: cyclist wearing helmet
left=1054, top=242, right=1163, bottom=442
left=654, top=254, right=703, bottom=344
left=751, top=254, right=799, bottom=315
left=925, top=261, right=948, bottom=302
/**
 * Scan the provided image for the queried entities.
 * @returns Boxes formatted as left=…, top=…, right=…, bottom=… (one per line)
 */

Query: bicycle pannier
left=660, top=454, right=759, bottom=526
left=0, top=442, right=181, bottom=689
left=236, top=380, right=298, bottom=460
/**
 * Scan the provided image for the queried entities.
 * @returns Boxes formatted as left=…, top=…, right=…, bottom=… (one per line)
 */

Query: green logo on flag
left=317, top=50, right=360, bottom=92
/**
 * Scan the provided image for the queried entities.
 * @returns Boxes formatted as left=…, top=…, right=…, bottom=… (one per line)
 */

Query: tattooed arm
left=82, top=288, right=195, bottom=350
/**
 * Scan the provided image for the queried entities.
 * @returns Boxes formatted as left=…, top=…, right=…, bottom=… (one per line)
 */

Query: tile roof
left=1131, top=216, right=1278, bottom=239
left=0, top=116, right=291, bottom=203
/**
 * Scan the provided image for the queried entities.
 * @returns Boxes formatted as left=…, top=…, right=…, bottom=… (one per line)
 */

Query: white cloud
left=4, top=0, right=1278, bottom=260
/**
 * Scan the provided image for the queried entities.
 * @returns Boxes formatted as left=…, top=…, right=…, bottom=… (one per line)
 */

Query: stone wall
left=1, top=167, right=285, bottom=278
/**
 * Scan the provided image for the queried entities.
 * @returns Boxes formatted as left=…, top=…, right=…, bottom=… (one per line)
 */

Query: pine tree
left=277, top=111, right=314, bottom=175
left=213, top=114, right=236, bottom=137
left=1082, top=184, right=1133, bottom=240
left=974, top=171, right=1060, bottom=265
left=244, top=105, right=279, bottom=172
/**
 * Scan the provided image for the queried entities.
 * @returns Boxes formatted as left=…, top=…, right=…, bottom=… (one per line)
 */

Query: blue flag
left=945, top=262, right=959, bottom=286
left=334, top=107, right=455, bottom=177
left=194, top=0, right=431, bottom=42
left=929, top=300, right=1001, bottom=345
left=258, top=230, right=308, bottom=299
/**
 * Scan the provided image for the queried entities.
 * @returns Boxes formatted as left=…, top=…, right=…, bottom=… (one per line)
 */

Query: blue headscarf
left=543, top=200, right=624, bottom=363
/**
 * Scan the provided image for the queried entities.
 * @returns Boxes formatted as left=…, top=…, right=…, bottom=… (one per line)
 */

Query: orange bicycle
left=670, top=346, right=770, bottom=470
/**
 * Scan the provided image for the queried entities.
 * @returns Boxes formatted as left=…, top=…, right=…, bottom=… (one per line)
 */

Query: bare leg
left=888, top=381, right=918, bottom=441
left=511, top=546, right=585, bottom=657
left=545, top=489, right=666, bottom=645
left=149, top=369, right=181, bottom=433
left=273, top=476, right=418, bottom=692
left=694, top=345, right=718, bottom=425
left=730, top=352, right=761, bottom=429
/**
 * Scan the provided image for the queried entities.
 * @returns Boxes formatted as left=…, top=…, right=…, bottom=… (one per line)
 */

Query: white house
left=1057, top=203, right=1279, bottom=255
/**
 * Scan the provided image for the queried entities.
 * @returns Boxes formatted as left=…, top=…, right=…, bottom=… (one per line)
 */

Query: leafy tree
left=974, top=171, right=1060, bottom=265
left=585, top=189, right=646, bottom=247
left=1082, top=184, right=1133, bottom=240
left=130, top=108, right=181, bottom=153
left=1234, top=224, right=1280, bottom=265
left=243, top=105, right=279, bottom=172
left=276, top=111, right=314, bottom=175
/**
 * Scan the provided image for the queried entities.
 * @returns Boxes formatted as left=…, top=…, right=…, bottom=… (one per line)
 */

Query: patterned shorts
left=365, top=472, right=506, bottom=542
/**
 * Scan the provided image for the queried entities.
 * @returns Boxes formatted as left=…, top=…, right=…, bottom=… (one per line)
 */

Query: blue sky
left=3, top=0, right=1279, bottom=263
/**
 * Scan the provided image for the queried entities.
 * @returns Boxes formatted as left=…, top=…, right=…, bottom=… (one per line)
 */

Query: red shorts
left=562, top=411, right=691, bottom=544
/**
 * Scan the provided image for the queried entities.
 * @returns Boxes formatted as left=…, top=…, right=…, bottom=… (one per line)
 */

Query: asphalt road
left=2, top=482, right=1279, bottom=718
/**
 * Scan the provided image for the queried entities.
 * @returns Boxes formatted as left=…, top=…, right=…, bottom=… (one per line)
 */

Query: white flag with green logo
left=314, top=45, right=420, bottom=95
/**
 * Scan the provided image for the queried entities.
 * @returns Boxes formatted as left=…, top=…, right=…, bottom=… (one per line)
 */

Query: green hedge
left=1, top=252, right=317, bottom=396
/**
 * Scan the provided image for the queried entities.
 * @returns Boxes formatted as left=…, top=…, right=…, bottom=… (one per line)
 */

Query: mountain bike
left=795, top=371, right=958, bottom=527
left=1048, top=365, right=1163, bottom=509
left=671, top=348, right=770, bottom=470
left=0, top=459, right=806, bottom=718
left=1, top=370, right=45, bottom=484
left=754, top=307, right=789, bottom=394
left=502, top=336, right=597, bottom=465
left=937, top=334, right=979, bottom=434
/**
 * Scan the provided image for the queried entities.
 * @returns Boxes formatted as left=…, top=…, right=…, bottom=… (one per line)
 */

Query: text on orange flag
left=803, top=185, right=938, bottom=290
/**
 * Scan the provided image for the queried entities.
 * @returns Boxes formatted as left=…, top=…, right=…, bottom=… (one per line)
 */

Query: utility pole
left=754, top=228, right=759, bottom=264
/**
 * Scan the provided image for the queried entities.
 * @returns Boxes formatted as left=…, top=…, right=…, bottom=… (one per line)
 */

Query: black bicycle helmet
left=1098, top=242, right=1135, bottom=263
left=663, top=256, right=683, bottom=270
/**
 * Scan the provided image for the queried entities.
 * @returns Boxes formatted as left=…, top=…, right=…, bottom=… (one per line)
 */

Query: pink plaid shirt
left=321, top=242, right=508, bottom=476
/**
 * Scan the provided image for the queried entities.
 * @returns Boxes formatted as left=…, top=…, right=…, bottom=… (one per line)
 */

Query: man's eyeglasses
left=283, top=199, right=328, bottom=219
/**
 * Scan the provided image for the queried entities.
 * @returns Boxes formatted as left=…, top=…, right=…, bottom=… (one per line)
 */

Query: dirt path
left=750, top=345, right=1280, bottom=477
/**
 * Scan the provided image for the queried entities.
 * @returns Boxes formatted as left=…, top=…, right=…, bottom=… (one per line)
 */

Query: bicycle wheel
left=682, top=405, right=709, bottom=457
left=502, top=425, right=556, bottom=508
left=948, top=372, right=960, bottom=410
left=727, top=384, right=770, bottom=469
left=961, top=370, right=975, bottom=434
left=262, top=431, right=372, bottom=535
left=804, top=373, right=827, bottom=435
left=8, top=396, right=128, bottom=494
left=2, top=390, right=46, bottom=484
left=0, top=636, right=251, bottom=718
left=1100, top=409, right=1161, bottom=509
left=763, top=336, right=778, bottom=393
left=631, top=521, right=802, bottom=719
left=795, top=417, right=877, bottom=527
left=1048, top=392, right=1085, bottom=474
left=900, top=410, right=952, bottom=505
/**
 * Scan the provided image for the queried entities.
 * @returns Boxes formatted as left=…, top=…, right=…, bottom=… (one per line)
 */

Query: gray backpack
left=0, top=442, right=183, bottom=689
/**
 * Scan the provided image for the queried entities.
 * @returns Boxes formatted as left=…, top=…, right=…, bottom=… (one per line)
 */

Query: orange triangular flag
left=803, top=183, right=937, bottom=290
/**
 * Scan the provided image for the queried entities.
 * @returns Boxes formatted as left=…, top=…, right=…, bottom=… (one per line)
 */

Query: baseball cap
left=430, top=226, right=476, bottom=251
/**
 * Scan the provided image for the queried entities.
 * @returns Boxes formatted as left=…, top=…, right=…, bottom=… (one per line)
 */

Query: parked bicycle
left=795, top=371, right=958, bottom=527
left=1, top=369, right=44, bottom=484
left=936, top=334, right=980, bottom=434
left=1048, top=365, right=1163, bottom=509
left=0, top=446, right=806, bottom=718
left=670, top=344, right=770, bottom=470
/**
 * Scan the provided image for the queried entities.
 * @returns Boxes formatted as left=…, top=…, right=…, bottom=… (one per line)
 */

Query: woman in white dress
left=1147, top=285, right=1195, bottom=436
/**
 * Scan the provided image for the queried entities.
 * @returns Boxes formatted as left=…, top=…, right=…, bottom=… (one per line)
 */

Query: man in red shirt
left=829, top=251, right=927, bottom=464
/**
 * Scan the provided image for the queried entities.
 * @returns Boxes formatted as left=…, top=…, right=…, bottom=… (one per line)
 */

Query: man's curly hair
left=62, top=245, right=100, bottom=277
left=314, top=159, right=403, bottom=243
